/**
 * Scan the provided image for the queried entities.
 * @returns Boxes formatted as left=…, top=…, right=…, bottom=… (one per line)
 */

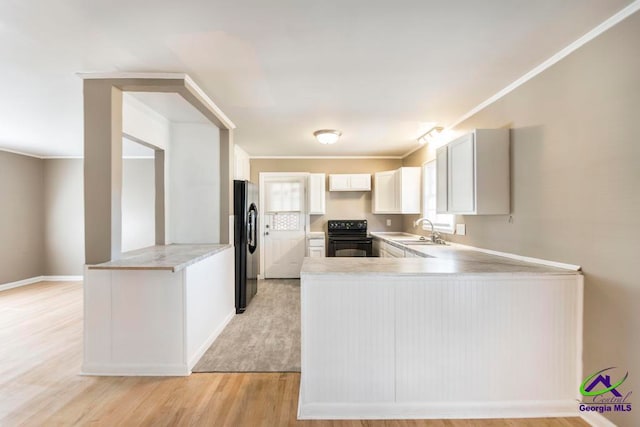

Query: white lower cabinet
left=377, top=240, right=405, bottom=258
left=308, top=246, right=324, bottom=257
left=306, top=234, right=326, bottom=257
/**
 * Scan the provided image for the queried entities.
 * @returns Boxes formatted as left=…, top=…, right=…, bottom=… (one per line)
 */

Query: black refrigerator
left=233, top=180, right=258, bottom=313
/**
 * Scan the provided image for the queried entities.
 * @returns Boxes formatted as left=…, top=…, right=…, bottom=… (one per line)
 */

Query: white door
left=263, top=177, right=306, bottom=278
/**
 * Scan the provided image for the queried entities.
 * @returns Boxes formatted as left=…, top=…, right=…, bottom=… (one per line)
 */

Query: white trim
left=183, top=75, right=236, bottom=130
left=80, top=362, right=189, bottom=376
left=76, top=72, right=236, bottom=130
left=580, top=411, right=618, bottom=427
left=42, top=155, right=83, bottom=159
left=76, top=72, right=188, bottom=80
left=452, top=242, right=581, bottom=271
left=250, top=155, right=403, bottom=159
left=401, top=144, right=425, bottom=159
left=299, top=400, right=578, bottom=420
left=43, top=275, right=83, bottom=281
left=0, top=275, right=83, bottom=292
left=0, top=147, right=44, bottom=159
left=402, top=0, right=640, bottom=159
left=0, top=276, right=44, bottom=292
left=187, top=308, right=235, bottom=370
left=41, top=156, right=156, bottom=160
left=449, top=0, right=640, bottom=131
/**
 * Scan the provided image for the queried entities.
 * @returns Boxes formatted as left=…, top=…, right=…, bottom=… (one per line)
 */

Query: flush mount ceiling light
left=313, top=129, right=342, bottom=145
left=417, top=126, right=444, bottom=145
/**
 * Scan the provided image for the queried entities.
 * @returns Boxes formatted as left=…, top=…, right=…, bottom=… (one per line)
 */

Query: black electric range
left=327, top=220, right=373, bottom=257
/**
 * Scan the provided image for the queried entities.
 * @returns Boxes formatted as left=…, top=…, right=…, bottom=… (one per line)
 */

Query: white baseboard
left=298, top=400, right=578, bottom=420
left=187, top=308, right=236, bottom=371
left=0, top=275, right=83, bottom=292
left=0, top=276, right=44, bottom=292
left=80, top=363, right=189, bottom=377
left=580, top=412, right=618, bottom=427
left=43, top=275, right=83, bottom=281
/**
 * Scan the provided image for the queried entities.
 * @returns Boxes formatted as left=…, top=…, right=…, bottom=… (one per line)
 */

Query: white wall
left=122, top=159, right=156, bottom=252
left=122, top=94, right=170, bottom=151
left=170, top=123, right=220, bottom=243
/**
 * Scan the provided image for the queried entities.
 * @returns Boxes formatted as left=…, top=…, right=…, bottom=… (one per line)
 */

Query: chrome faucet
left=413, top=217, right=434, bottom=235
left=413, top=217, right=445, bottom=244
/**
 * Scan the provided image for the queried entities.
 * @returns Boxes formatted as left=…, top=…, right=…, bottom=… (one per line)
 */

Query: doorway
left=259, top=174, right=308, bottom=279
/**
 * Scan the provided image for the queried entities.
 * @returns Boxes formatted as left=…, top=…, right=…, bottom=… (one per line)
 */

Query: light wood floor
left=0, top=281, right=588, bottom=427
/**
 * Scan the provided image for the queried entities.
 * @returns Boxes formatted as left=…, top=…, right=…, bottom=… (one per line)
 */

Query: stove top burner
left=327, top=220, right=368, bottom=236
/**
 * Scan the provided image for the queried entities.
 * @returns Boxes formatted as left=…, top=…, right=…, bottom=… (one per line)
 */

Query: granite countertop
left=88, top=244, right=232, bottom=272
left=302, top=233, right=580, bottom=276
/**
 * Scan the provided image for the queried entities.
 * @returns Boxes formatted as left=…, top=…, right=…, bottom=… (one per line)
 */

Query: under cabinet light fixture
left=417, top=126, right=444, bottom=145
left=314, top=129, right=342, bottom=145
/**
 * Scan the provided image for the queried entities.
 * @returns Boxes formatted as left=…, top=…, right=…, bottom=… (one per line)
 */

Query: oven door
left=328, top=238, right=373, bottom=257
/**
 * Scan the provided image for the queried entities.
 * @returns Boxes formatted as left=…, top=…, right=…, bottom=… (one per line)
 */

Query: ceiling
left=0, top=0, right=634, bottom=158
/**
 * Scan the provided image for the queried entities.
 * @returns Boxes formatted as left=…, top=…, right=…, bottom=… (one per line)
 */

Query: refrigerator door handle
left=247, top=203, right=258, bottom=253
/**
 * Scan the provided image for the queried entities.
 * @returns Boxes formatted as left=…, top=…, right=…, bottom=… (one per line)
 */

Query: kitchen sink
left=405, top=241, right=448, bottom=246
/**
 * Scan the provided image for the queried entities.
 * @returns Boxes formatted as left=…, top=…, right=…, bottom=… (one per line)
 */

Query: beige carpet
left=193, top=279, right=301, bottom=373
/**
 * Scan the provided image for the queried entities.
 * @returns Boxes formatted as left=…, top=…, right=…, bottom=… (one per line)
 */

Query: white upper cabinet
left=373, top=167, right=421, bottom=214
left=307, top=173, right=326, bottom=215
left=233, top=145, right=251, bottom=181
left=436, top=129, right=510, bottom=215
left=329, top=174, right=371, bottom=191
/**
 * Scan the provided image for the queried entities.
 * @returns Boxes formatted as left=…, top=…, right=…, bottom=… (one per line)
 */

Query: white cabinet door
left=398, top=167, right=421, bottom=214
left=308, top=246, right=324, bottom=258
left=349, top=174, right=371, bottom=191
left=374, top=168, right=420, bottom=214
left=436, top=146, right=448, bottom=214
left=448, top=133, right=475, bottom=213
left=308, top=173, right=326, bottom=215
left=329, top=174, right=371, bottom=191
left=385, top=243, right=405, bottom=258
left=436, top=129, right=508, bottom=215
left=373, top=170, right=398, bottom=213
left=329, top=174, right=351, bottom=191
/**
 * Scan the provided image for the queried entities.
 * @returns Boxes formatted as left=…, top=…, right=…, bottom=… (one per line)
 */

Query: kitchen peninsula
left=83, top=244, right=234, bottom=376
left=299, top=240, right=583, bottom=420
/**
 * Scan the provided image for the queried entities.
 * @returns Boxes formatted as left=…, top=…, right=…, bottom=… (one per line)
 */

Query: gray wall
left=0, top=151, right=44, bottom=284
left=44, top=159, right=85, bottom=276
left=42, top=158, right=156, bottom=277
left=405, top=11, right=640, bottom=427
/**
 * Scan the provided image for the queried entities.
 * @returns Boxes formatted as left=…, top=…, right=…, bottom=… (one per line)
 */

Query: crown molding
left=0, top=147, right=44, bottom=159
left=250, top=155, right=403, bottom=160
left=402, top=0, right=640, bottom=159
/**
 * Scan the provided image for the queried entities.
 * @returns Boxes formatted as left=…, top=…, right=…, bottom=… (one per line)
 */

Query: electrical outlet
left=386, top=219, right=392, bottom=226
left=456, top=224, right=466, bottom=235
